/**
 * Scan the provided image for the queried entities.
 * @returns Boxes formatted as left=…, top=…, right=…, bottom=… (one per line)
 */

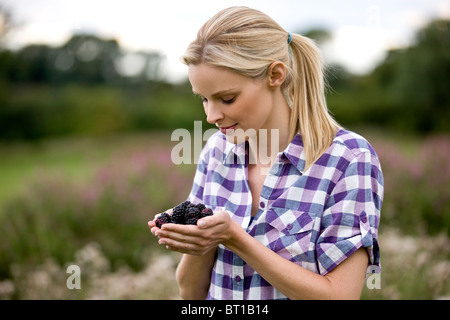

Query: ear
left=267, top=61, right=287, bottom=89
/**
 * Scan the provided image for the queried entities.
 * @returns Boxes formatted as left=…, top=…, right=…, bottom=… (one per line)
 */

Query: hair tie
left=287, top=32, right=292, bottom=44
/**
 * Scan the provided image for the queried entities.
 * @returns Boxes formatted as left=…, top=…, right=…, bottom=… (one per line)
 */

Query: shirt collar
left=222, top=137, right=247, bottom=165
left=282, top=133, right=306, bottom=174
left=221, top=133, right=306, bottom=173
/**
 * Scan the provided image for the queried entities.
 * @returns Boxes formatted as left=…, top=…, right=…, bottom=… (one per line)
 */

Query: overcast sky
left=2, top=0, right=449, bottom=82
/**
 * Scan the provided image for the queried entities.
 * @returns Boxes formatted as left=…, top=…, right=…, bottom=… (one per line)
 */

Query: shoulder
left=317, top=129, right=382, bottom=180
left=327, top=129, right=381, bottom=170
left=333, top=129, right=378, bottom=159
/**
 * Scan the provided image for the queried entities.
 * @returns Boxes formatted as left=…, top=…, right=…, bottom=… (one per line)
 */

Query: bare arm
left=154, top=211, right=369, bottom=300
left=224, top=219, right=368, bottom=299
left=175, top=250, right=216, bottom=300
left=148, top=211, right=216, bottom=300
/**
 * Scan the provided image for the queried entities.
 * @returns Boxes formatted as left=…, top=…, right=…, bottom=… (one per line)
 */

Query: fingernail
left=198, top=220, right=206, bottom=228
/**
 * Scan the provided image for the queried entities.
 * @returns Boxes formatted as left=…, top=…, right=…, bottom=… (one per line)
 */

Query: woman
left=148, top=6, right=383, bottom=300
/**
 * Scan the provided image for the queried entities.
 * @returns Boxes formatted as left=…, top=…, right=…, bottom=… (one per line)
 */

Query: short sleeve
left=316, top=150, right=384, bottom=275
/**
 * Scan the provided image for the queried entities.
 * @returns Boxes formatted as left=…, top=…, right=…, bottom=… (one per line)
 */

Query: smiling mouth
left=218, top=123, right=238, bottom=134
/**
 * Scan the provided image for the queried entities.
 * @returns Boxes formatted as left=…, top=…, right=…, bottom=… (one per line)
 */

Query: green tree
left=372, top=19, right=450, bottom=132
left=0, top=4, right=14, bottom=49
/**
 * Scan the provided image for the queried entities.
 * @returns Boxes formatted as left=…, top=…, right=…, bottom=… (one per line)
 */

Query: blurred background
left=0, top=0, right=449, bottom=300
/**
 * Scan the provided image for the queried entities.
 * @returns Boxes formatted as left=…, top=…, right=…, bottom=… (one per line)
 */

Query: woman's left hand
left=154, top=210, right=236, bottom=256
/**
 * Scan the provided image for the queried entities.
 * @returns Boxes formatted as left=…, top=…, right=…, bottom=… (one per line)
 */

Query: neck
left=248, top=95, right=291, bottom=167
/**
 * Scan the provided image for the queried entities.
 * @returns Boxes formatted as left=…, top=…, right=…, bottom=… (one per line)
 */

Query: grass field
left=0, top=132, right=190, bottom=206
left=0, top=130, right=448, bottom=300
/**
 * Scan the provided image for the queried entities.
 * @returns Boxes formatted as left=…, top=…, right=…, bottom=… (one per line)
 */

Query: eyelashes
left=201, top=96, right=236, bottom=105
left=222, top=97, right=236, bottom=105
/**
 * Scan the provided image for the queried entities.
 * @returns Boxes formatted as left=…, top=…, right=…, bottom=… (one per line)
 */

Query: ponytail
left=182, top=6, right=340, bottom=171
left=286, top=34, right=339, bottom=170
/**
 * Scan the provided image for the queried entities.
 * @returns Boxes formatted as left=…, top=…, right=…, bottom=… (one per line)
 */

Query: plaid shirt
left=187, top=129, right=384, bottom=300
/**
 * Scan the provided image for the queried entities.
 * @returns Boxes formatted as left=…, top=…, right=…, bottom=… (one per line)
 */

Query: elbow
left=178, top=287, right=208, bottom=300
left=176, top=266, right=208, bottom=300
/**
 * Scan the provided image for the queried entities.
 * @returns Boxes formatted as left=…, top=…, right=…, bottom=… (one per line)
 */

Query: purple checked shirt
left=187, top=129, right=384, bottom=300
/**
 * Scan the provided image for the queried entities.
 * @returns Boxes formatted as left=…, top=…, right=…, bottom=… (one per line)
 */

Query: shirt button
left=260, top=202, right=265, bottom=208
left=286, top=224, right=293, bottom=231
left=361, top=216, right=368, bottom=223
left=235, top=276, right=242, bottom=282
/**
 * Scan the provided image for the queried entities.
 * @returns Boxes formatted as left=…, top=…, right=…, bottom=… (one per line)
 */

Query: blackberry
left=185, top=217, right=199, bottom=225
left=185, top=206, right=201, bottom=225
left=168, top=201, right=213, bottom=226
left=170, top=210, right=185, bottom=224
left=174, top=200, right=190, bottom=213
left=201, top=208, right=213, bottom=217
left=171, top=201, right=190, bottom=224
left=196, top=203, right=206, bottom=211
left=155, top=212, right=171, bottom=228
left=187, top=204, right=201, bottom=216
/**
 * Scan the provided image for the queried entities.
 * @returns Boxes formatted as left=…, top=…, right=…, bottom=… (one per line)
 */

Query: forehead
left=188, top=64, right=250, bottom=96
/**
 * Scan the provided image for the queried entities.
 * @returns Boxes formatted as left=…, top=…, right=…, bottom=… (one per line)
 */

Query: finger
left=151, top=227, right=160, bottom=236
left=161, top=223, right=201, bottom=235
left=149, top=208, right=174, bottom=235
left=163, top=238, right=202, bottom=255
left=157, top=227, right=201, bottom=244
left=148, top=220, right=159, bottom=235
left=197, top=211, right=228, bottom=229
left=197, top=215, right=215, bottom=229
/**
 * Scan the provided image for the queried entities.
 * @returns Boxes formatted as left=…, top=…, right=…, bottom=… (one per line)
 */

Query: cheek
left=230, top=84, right=271, bottom=127
left=236, top=93, right=261, bottom=118
left=239, top=98, right=270, bottom=127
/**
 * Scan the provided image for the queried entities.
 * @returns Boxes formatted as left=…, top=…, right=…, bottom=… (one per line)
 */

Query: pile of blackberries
left=155, top=201, right=213, bottom=228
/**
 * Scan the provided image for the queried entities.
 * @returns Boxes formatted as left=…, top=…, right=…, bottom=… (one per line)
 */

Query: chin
left=224, top=127, right=257, bottom=145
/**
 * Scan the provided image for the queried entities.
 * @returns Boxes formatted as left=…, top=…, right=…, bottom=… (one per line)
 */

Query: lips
left=218, top=123, right=238, bottom=134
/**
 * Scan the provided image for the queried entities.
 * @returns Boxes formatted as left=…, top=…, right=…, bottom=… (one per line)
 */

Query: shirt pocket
left=265, top=207, right=315, bottom=263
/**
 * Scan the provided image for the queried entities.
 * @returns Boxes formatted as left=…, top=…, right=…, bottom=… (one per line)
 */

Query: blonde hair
left=181, top=6, right=340, bottom=170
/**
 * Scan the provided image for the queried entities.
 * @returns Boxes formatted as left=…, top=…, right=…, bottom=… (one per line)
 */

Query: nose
left=205, top=102, right=224, bottom=125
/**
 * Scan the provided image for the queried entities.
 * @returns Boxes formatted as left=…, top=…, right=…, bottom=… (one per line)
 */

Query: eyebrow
left=192, top=88, right=239, bottom=97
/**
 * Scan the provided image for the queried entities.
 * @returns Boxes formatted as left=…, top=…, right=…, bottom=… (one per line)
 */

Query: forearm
left=154, top=211, right=366, bottom=299
left=224, top=222, right=366, bottom=300
left=175, top=248, right=216, bottom=300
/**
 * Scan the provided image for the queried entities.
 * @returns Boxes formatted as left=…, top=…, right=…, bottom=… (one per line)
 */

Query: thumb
left=197, top=210, right=228, bottom=229
left=197, top=214, right=218, bottom=229
left=197, top=217, right=209, bottom=228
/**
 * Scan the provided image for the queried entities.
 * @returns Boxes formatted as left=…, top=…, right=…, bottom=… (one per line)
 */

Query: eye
left=221, top=96, right=236, bottom=105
